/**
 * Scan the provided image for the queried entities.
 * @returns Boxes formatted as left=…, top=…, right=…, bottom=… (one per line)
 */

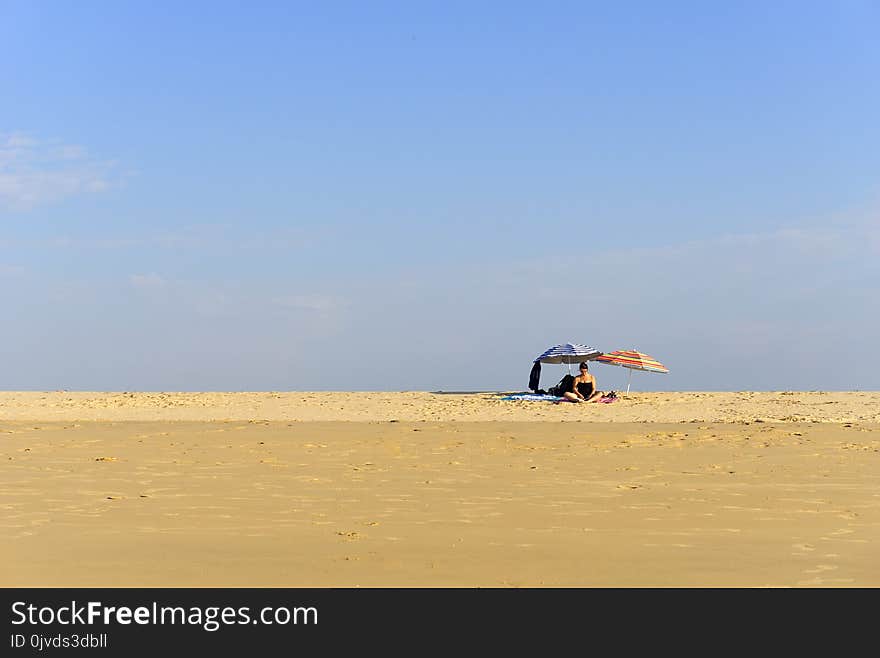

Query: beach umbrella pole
left=626, top=368, right=632, bottom=394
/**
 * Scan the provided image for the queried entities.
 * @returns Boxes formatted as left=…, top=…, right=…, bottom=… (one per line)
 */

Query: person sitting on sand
left=562, top=362, right=604, bottom=403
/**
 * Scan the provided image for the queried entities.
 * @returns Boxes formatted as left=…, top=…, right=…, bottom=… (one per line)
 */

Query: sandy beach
left=4, top=391, right=879, bottom=587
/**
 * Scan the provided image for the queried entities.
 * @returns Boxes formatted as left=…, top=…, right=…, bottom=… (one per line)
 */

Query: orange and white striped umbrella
left=595, top=350, right=668, bottom=392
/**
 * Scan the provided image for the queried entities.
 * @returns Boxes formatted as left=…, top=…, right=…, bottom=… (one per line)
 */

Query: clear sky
left=1, top=1, right=878, bottom=391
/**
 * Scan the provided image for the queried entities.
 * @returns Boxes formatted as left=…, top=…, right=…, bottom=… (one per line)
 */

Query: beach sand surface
left=1, top=390, right=878, bottom=423
left=3, top=392, right=879, bottom=586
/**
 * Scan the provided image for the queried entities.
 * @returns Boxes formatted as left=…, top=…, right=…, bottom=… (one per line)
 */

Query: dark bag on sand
left=528, top=361, right=542, bottom=392
left=548, top=374, right=575, bottom=397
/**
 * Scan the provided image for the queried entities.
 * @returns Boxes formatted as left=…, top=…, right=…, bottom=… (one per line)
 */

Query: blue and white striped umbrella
left=534, top=343, right=602, bottom=365
left=528, top=343, right=602, bottom=391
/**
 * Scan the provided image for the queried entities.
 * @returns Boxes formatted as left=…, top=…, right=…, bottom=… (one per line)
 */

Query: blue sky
left=1, top=1, right=878, bottom=391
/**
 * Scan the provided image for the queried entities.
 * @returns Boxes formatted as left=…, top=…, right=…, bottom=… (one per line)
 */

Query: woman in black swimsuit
left=562, top=362, right=603, bottom=403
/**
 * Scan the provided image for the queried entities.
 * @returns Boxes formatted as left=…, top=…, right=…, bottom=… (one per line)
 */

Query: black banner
left=0, top=587, right=868, bottom=654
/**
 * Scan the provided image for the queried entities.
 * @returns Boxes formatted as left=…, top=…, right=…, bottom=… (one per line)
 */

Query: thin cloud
left=0, top=132, right=120, bottom=209
left=129, top=273, right=167, bottom=290
left=513, top=215, right=877, bottom=282
left=273, top=294, right=342, bottom=313
left=1, top=225, right=328, bottom=251
left=0, top=264, right=25, bottom=277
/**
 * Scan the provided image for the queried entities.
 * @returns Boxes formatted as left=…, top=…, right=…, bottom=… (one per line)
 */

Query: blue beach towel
left=499, top=393, right=567, bottom=402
